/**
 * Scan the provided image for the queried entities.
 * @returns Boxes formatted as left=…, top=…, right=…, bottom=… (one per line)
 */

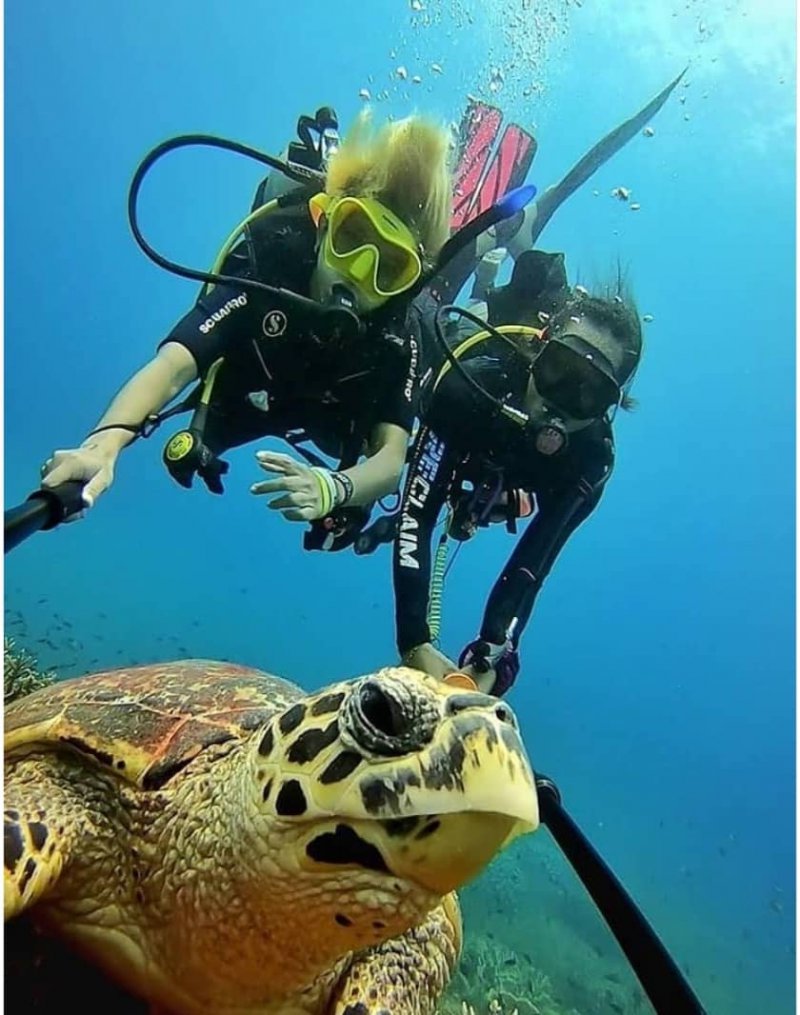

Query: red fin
left=451, top=99, right=503, bottom=230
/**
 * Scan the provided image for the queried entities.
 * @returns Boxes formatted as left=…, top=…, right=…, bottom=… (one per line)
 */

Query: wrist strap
left=310, top=467, right=337, bottom=517
left=83, top=417, right=160, bottom=446
left=331, top=470, right=354, bottom=506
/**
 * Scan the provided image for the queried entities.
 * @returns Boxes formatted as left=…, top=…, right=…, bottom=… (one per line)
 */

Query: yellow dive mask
left=310, top=193, right=423, bottom=304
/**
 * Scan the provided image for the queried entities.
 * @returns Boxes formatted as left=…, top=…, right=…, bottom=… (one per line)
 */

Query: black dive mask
left=532, top=334, right=621, bottom=421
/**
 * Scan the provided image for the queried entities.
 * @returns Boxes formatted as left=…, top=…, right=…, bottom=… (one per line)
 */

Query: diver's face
left=525, top=319, right=623, bottom=431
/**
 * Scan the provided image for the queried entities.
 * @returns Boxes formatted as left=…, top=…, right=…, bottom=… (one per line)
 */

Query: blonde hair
left=324, top=109, right=453, bottom=269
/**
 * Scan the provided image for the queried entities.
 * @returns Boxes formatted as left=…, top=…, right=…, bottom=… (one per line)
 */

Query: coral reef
left=4, top=637, right=57, bottom=702
left=438, top=934, right=581, bottom=1015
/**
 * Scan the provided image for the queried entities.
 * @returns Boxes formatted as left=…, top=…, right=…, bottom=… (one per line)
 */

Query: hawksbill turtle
left=4, top=659, right=538, bottom=1014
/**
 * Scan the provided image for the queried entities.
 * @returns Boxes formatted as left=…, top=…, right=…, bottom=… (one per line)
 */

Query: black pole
left=535, top=775, right=707, bottom=1015
left=4, top=482, right=86, bottom=554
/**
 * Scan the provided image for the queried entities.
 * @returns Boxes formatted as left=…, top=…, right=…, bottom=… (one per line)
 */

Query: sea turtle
left=4, top=659, right=538, bottom=1014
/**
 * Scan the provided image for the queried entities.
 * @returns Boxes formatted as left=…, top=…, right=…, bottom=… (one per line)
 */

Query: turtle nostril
left=358, top=682, right=406, bottom=739
left=346, top=676, right=439, bottom=756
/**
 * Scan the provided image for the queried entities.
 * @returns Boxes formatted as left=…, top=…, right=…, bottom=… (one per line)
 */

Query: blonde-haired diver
left=39, top=106, right=453, bottom=551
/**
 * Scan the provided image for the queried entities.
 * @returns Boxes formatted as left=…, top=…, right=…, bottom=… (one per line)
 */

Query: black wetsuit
left=393, top=338, right=614, bottom=666
left=159, top=207, right=419, bottom=465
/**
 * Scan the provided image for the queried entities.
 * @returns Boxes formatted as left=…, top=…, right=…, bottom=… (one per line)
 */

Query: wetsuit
left=159, top=207, right=419, bottom=468
left=393, top=340, right=614, bottom=693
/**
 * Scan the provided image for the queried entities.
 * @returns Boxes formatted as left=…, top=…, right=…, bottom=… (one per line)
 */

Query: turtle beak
left=388, top=809, right=536, bottom=894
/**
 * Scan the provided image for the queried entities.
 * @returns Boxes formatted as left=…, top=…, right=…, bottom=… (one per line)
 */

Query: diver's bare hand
left=401, top=643, right=459, bottom=682
left=40, top=445, right=117, bottom=517
left=251, top=451, right=329, bottom=522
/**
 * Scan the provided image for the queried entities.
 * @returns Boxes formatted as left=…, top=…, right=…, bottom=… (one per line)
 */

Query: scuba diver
left=396, top=261, right=643, bottom=694
left=346, top=69, right=681, bottom=689
left=38, top=107, right=453, bottom=550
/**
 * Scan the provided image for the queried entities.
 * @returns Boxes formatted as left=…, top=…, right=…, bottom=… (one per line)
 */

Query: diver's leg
left=508, top=68, right=686, bottom=257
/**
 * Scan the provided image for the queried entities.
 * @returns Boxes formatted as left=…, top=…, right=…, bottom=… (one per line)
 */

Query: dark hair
left=549, top=290, right=643, bottom=411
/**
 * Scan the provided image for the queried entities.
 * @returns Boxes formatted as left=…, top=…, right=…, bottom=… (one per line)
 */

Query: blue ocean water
left=4, top=1, right=795, bottom=1013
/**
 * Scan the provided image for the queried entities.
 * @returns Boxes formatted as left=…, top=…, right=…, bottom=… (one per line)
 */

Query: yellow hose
left=427, top=522, right=451, bottom=643
left=204, top=199, right=280, bottom=296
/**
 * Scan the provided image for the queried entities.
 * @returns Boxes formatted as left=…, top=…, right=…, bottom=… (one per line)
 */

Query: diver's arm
left=81, top=343, right=198, bottom=455
left=459, top=479, right=603, bottom=693
left=339, top=423, right=408, bottom=506
left=480, top=482, right=601, bottom=646
left=393, top=426, right=459, bottom=670
left=40, top=343, right=199, bottom=505
left=336, top=317, right=422, bottom=505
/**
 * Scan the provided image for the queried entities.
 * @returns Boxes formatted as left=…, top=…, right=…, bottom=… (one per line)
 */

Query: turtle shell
left=4, top=659, right=301, bottom=791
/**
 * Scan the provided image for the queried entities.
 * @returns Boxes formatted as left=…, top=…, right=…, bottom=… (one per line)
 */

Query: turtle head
left=250, top=667, right=538, bottom=908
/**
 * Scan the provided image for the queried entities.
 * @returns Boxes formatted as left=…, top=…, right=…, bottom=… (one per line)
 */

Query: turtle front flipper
left=331, top=893, right=462, bottom=1015
left=3, top=755, right=88, bottom=920
left=4, top=806, right=65, bottom=919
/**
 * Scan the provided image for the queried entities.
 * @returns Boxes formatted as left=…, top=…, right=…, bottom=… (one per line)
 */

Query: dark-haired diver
left=397, top=276, right=642, bottom=693
left=39, top=109, right=453, bottom=549
left=390, top=72, right=683, bottom=692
